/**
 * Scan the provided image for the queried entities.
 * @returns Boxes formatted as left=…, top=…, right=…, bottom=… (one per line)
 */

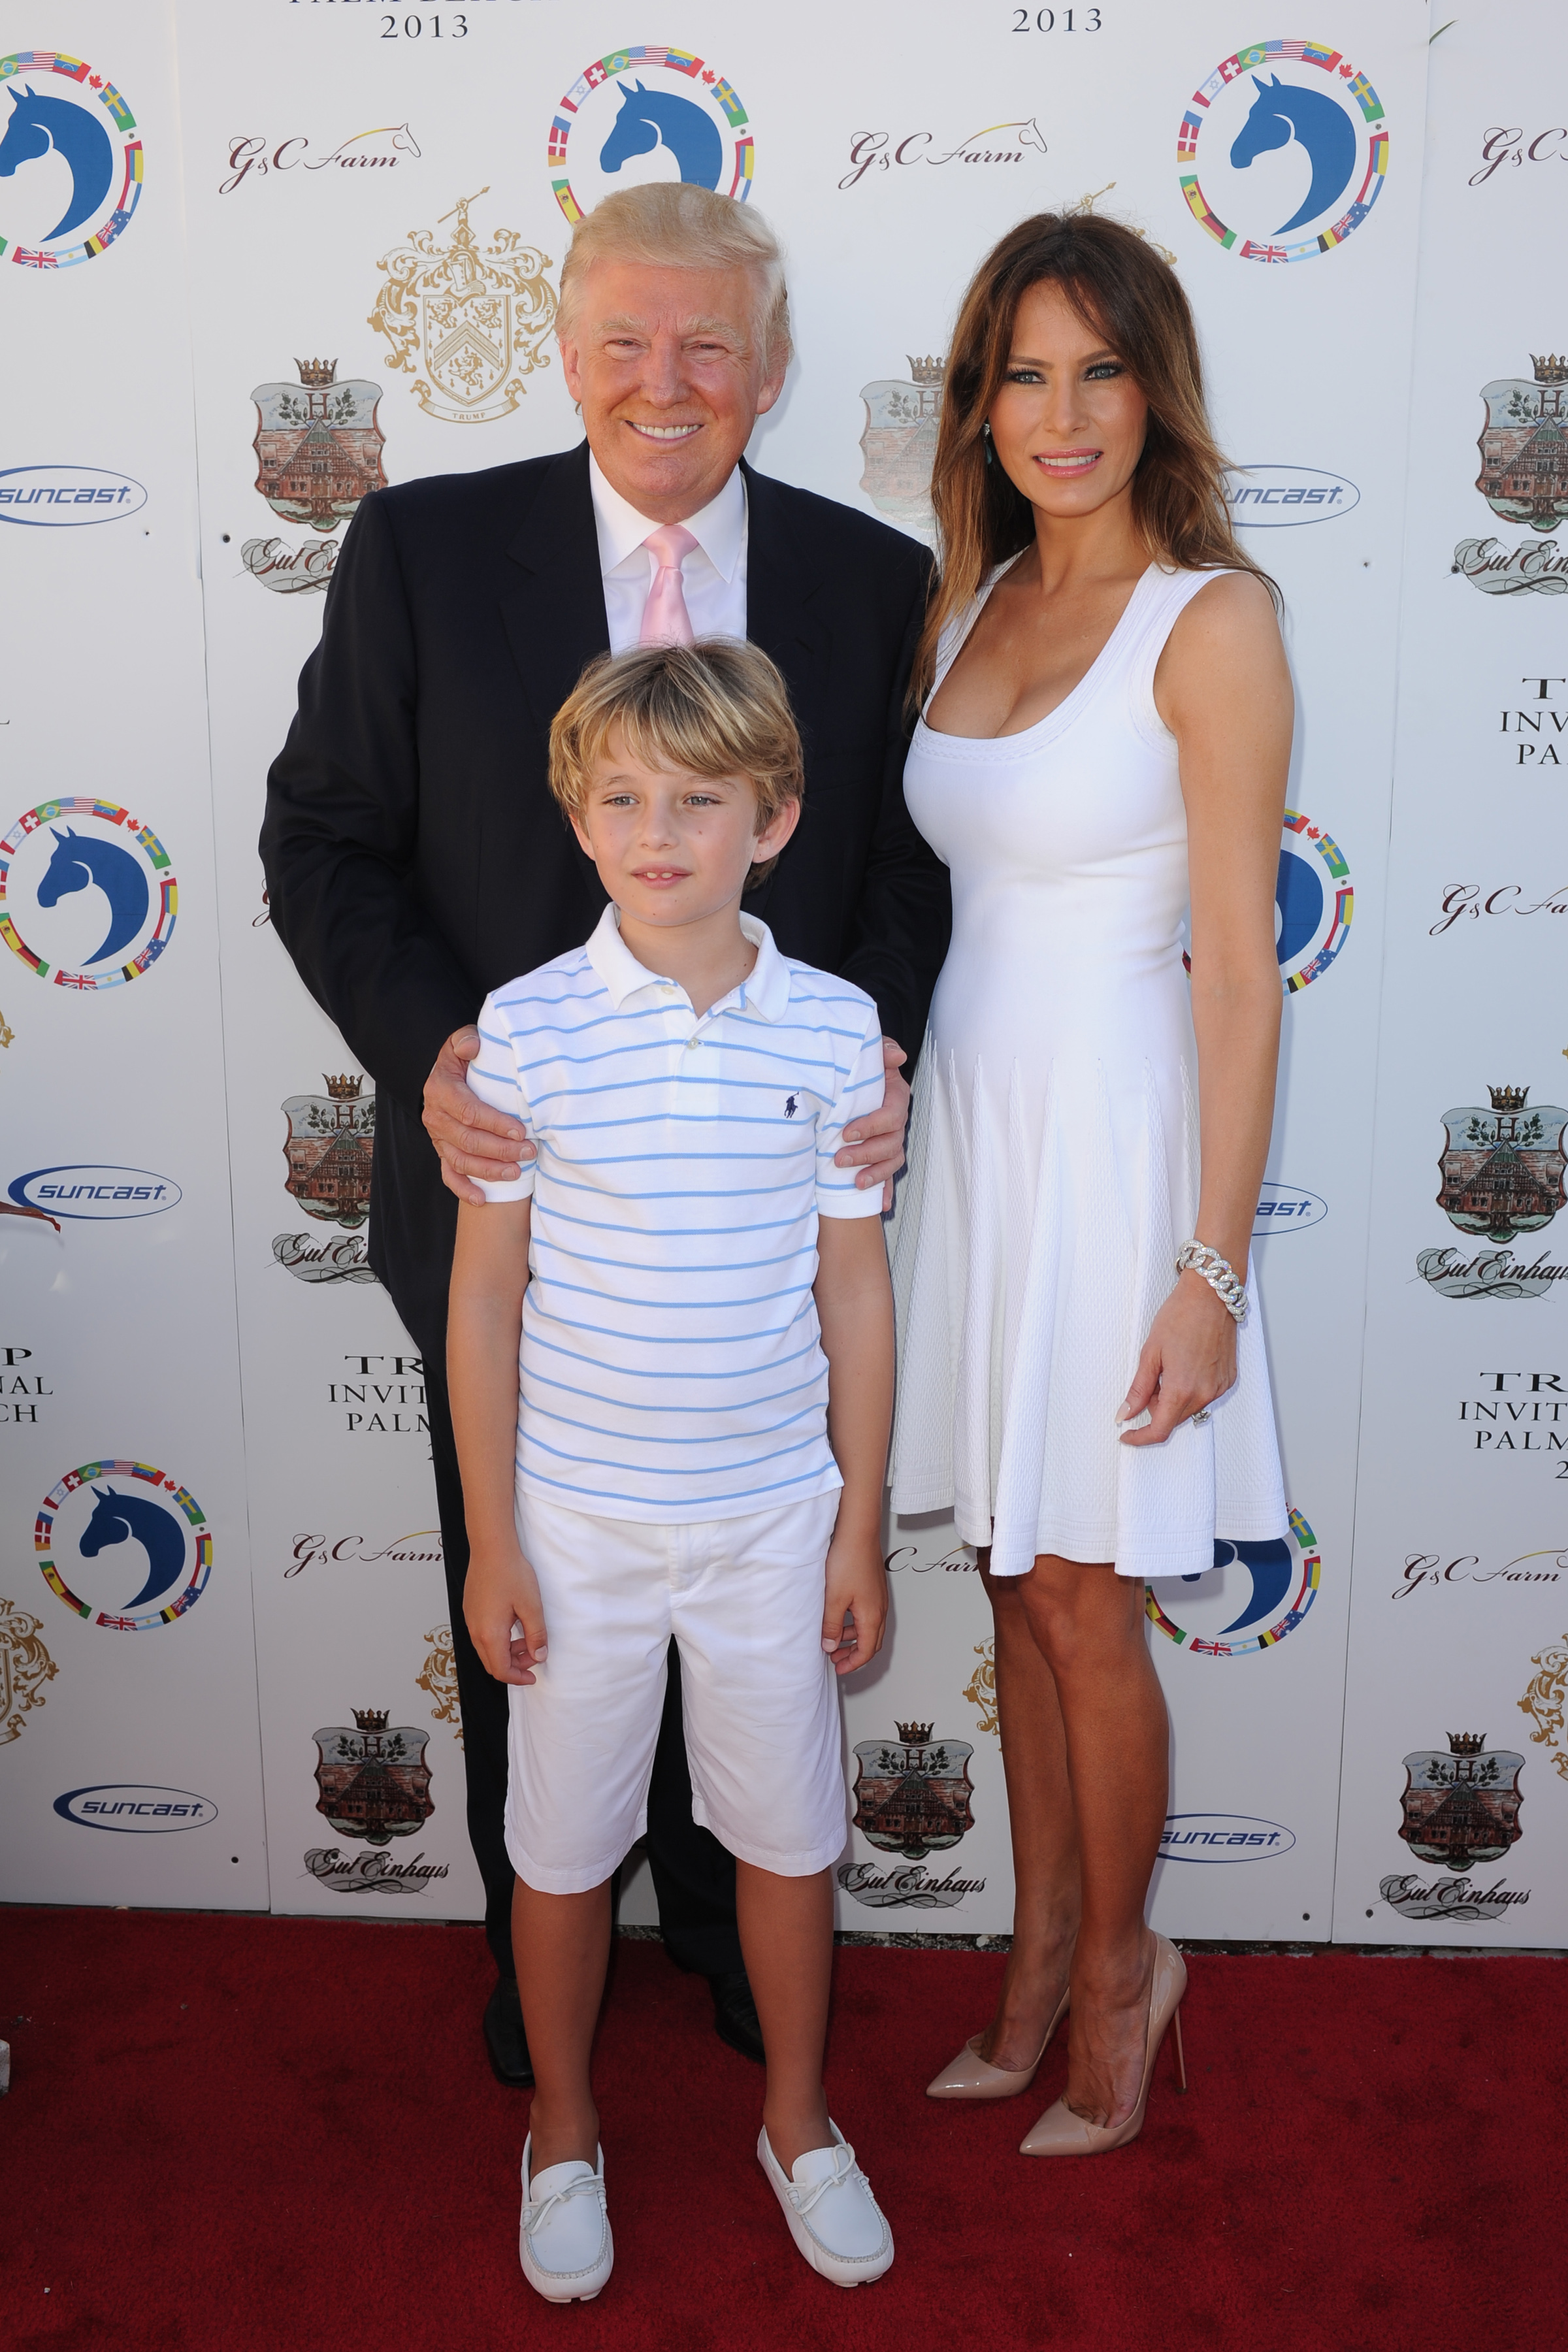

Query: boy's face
left=570, top=728, right=799, bottom=934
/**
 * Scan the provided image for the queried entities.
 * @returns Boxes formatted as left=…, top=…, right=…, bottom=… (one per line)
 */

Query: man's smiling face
left=559, top=259, right=786, bottom=523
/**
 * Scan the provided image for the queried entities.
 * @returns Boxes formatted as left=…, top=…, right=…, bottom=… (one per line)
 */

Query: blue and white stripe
left=469, top=907, right=885, bottom=1523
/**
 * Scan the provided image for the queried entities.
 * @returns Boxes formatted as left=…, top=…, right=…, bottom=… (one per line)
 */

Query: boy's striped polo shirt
left=468, top=906, right=886, bottom=1524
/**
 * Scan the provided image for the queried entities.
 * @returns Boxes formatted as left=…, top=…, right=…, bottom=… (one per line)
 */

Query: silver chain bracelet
left=1175, top=1239, right=1248, bottom=1322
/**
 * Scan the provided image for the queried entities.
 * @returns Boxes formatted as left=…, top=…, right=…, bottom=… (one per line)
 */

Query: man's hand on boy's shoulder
left=834, top=1039, right=910, bottom=1213
left=463, top=1541, right=549, bottom=1687
left=822, top=1527, right=889, bottom=1678
left=425, top=1027, right=538, bottom=1204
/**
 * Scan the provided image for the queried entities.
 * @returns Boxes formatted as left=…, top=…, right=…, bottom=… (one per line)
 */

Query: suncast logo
left=1254, top=1180, right=1326, bottom=1236
left=1160, top=1812, right=1296, bottom=1862
left=8, top=1164, right=181, bottom=1219
left=54, top=1784, right=218, bottom=1832
left=0, top=465, right=146, bottom=523
left=1226, top=465, right=1359, bottom=525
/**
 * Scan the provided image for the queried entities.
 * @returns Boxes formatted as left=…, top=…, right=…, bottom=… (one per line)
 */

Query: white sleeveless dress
left=890, top=563, right=1288, bottom=1579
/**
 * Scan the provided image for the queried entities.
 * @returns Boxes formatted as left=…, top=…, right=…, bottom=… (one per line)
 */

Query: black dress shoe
left=708, top=1969, right=765, bottom=2064
left=483, top=1976, right=534, bottom=2088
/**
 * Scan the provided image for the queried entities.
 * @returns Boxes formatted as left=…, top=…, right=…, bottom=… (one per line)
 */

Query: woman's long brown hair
left=912, top=208, right=1275, bottom=707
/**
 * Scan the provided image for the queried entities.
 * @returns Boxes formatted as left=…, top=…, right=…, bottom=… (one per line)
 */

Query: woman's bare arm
left=1121, top=571, right=1292, bottom=1446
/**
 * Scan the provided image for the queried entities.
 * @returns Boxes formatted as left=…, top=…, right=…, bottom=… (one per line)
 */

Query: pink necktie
left=638, top=522, right=698, bottom=646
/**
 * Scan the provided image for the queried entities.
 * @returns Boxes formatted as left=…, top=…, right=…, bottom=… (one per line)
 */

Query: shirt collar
left=587, top=452, right=747, bottom=585
left=585, top=904, right=790, bottom=1023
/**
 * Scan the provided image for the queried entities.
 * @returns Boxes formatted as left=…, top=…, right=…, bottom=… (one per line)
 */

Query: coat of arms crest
left=368, top=188, right=557, bottom=424
left=281, top=1072, right=375, bottom=1229
left=858, top=355, right=944, bottom=532
left=0, top=1594, right=57, bottom=1744
left=851, top=1722, right=974, bottom=1860
left=312, top=1709, right=433, bottom=1846
left=1397, top=1731, right=1522, bottom=1871
left=251, top=359, right=385, bottom=531
left=1436, top=1084, right=1567, bottom=1243
left=1477, top=352, right=1568, bottom=532
left=274, top=1072, right=377, bottom=1284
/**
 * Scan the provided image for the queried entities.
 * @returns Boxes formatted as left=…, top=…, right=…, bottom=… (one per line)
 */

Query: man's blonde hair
left=549, top=640, right=804, bottom=890
left=558, top=183, right=792, bottom=370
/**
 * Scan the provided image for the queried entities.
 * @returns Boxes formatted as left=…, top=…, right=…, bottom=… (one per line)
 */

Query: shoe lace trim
left=524, top=2168, right=606, bottom=2244
left=787, top=2141, right=864, bottom=2219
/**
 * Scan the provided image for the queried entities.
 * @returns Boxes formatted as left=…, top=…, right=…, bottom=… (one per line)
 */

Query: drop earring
left=982, top=421, right=994, bottom=468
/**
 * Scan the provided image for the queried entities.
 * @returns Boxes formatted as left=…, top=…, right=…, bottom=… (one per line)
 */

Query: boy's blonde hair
left=549, top=640, right=804, bottom=890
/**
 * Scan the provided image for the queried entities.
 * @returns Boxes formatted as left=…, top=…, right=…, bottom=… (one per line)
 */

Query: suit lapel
left=499, top=442, right=610, bottom=732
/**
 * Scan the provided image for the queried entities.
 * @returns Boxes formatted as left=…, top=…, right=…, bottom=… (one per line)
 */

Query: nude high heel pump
left=1018, top=1935, right=1186, bottom=2154
left=926, top=1984, right=1070, bottom=2100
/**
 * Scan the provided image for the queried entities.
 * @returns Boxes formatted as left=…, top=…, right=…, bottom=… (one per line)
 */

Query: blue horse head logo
left=598, top=80, right=723, bottom=191
left=36, top=826, right=149, bottom=965
left=0, top=82, right=114, bottom=244
left=80, top=1485, right=188, bottom=1612
left=1182, top=1537, right=1294, bottom=1636
left=1229, top=74, right=1356, bottom=236
left=1275, top=839, right=1323, bottom=972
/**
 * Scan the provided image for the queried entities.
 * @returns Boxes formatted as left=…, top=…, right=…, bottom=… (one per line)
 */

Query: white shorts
left=504, top=1489, right=847, bottom=1895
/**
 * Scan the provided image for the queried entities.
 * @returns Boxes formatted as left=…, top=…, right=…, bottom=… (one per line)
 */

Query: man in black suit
left=261, top=183, right=948, bottom=2087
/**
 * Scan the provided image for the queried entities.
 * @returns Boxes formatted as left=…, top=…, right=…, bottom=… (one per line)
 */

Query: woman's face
left=987, top=278, right=1149, bottom=524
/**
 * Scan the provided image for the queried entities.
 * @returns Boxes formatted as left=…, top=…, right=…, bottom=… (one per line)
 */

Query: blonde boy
left=447, top=640, right=896, bottom=2300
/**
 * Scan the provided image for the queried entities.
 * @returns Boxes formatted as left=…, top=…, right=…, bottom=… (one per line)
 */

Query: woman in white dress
left=892, top=211, right=1293, bottom=2153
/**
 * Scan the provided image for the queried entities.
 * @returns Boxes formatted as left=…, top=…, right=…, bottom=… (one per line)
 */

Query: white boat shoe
left=757, top=2123, right=894, bottom=2288
left=518, top=2135, right=613, bottom=2304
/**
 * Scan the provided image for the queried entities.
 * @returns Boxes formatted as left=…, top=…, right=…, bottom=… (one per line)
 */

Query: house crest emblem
left=312, top=1709, right=433, bottom=1846
left=1477, top=352, right=1568, bottom=533
left=250, top=358, right=385, bottom=531
left=368, top=188, right=557, bottom=424
left=851, top=1722, right=974, bottom=1860
left=1436, top=1084, right=1567, bottom=1244
left=242, top=357, right=385, bottom=596
left=1397, top=1731, right=1522, bottom=1871
left=858, top=355, right=944, bottom=534
left=0, top=1594, right=57, bottom=1744
left=272, top=1071, right=379, bottom=1284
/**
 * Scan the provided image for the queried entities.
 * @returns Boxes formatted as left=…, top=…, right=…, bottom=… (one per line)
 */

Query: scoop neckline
left=917, top=559, right=1160, bottom=748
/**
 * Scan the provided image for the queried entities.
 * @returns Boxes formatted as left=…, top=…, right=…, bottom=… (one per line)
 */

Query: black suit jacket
left=261, top=442, right=950, bottom=1354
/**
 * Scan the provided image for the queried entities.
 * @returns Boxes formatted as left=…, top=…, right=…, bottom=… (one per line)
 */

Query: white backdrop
left=4, top=1, right=1557, bottom=1950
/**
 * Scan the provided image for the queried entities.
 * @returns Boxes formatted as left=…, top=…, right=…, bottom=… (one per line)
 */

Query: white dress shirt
left=589, top=453, right=748, bottom=653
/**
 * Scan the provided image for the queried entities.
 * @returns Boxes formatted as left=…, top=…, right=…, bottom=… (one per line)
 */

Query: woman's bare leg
left=1015, top=1556, right=1168, bottom=2127
left=975, top=1553, right=1081, bottom=2070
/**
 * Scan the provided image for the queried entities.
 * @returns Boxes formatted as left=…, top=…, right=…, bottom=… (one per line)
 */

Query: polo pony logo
left=600, top=79, right=722, bottom=187
left=79, top=1485, right=186, bottom=1612
left=0, top=51, right=142, bottom=267
left=1, top=798, right=177, bottom=992
left=0, top=78, right=112, bottom=240
left=546, top=46, right=754, bottom=225
left=1177, top=40, right=1388, bottom=265
left=35, top=1458, right=213, bottom=1631
left=1229, top=72, right=1356, bottom=235
left=37, top=826, right=146, bottom=966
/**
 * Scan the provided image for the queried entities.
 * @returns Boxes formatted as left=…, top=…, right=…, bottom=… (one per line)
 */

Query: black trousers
left=425, top=1360, right=745, bottom=1982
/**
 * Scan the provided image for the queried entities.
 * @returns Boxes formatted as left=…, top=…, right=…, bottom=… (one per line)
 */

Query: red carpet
left=0, top=1910, right=1556, bottom=2351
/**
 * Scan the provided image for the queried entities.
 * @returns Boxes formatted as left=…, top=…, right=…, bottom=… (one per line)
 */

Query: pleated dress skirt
left=889, top=564, right=1288, bottom=1580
